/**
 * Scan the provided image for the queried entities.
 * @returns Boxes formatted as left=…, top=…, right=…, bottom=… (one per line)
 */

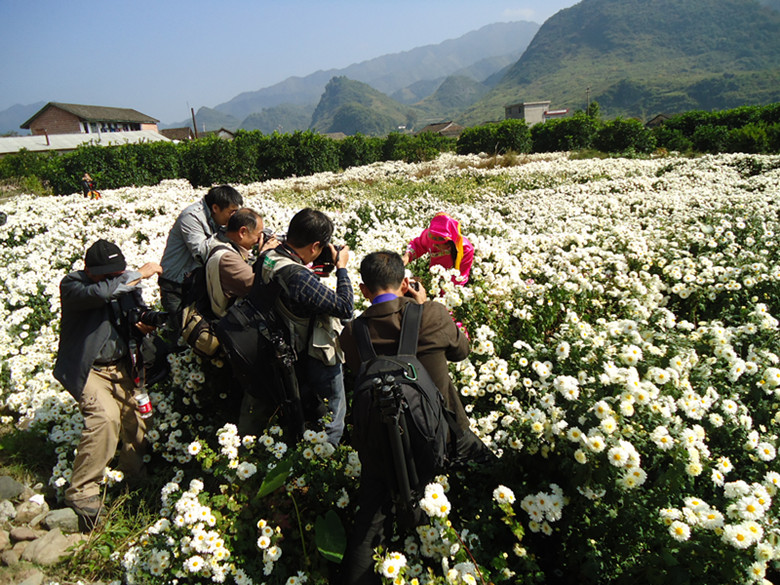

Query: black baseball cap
left=85, top=239, right=126, bottom=275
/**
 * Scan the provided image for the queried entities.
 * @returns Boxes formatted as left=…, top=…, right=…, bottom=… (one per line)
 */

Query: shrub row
left=0, top=131, right=456, bottom=195
left=2, top=103, right=779, bottom=195
left=458, top=103, right=780, bottom=157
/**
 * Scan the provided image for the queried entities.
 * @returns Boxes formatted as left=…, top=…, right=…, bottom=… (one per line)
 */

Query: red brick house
left=21, top=102, right=159, bottom=136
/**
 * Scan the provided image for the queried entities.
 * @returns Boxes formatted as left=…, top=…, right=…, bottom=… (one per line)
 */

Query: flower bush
left=1, top=151, right=779, bottom=583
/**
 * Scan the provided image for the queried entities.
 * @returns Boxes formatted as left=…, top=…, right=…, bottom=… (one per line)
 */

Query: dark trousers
left=342, top=470, right=393, bottom=585
left=158, top=278, right=184, bottom=345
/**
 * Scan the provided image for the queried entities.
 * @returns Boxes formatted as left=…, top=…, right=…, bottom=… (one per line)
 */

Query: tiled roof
left=417, top=121, right=464, bottom=137
left=21, top=102, right=159, bottom=128
left=160, top=127, right=195, bottom=141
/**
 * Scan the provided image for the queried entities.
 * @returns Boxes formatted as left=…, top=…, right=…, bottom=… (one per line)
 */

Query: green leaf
left=315, top=510, right=346, bottom=563
left=257, top=457, right=293, bottom=498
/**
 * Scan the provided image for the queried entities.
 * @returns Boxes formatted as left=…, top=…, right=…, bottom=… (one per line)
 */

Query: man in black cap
left=53, top=240, right=162, bottom=521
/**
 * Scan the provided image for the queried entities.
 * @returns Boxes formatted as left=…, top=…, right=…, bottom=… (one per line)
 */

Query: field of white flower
left=1, top=151, right=779, bottom=584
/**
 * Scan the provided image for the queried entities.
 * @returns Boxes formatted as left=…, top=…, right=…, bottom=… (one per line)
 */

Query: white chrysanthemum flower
left=668, top=521, right=690, bottom=542
left=493, top=485, right=516, bottom=505
left=379, top=552, right=407, bottom=578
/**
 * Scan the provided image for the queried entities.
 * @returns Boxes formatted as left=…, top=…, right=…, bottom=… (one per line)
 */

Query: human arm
left=126, top=262, right=163, bottom=286
left=405, top=231, right=430, bottom=264
left=178, top=204, right=214, bottom=264
left=421, top=301, right=469, bottom=363
left=60, top=271, right=143, bottom=312
left=285, top=266, right=354, bottom=319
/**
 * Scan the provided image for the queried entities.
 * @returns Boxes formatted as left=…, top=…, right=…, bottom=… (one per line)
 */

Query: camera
left=313, top=244, right=344, bottom=276
left=262, top=228, right=286, bottom=245
left=127, top=307, right=169, bottom=329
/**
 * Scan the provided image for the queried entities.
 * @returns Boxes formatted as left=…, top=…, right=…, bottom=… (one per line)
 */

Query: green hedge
left=2, top=102, right=780, bottom=195
left=456, top=119, right=531, bottom=155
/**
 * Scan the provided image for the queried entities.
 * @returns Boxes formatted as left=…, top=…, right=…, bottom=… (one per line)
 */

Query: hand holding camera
left=404, top=277, right=426, bottom=303
left=313, top=243, right=349, bottom=277
left=261, top=228, right=284, bottom=252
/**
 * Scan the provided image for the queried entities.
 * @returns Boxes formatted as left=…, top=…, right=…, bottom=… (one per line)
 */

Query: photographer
left=53, top=239, right=163, bottom=522
left=257, top=208, right=352, bottom=445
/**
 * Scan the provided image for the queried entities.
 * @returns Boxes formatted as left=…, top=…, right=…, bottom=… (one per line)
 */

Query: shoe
left=66, top=495, right=105, bottom=521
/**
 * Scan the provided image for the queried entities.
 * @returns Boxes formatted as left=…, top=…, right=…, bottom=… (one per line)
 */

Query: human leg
left=114, top=369, right=148, bottom=479
left=158, top=278, right=184, bottom=345
left=237, top=391, right=275, bottom=437
left=66, top=367, right=122, bottom=506
left=298, top=356, right=345, bottom=445
left=343, top=472, right=392, bottom=585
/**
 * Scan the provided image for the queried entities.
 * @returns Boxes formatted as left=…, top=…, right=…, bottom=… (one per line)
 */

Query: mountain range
left=461, top=0, right=780, bottom=124
left=3, top=0, right=780, bottom=137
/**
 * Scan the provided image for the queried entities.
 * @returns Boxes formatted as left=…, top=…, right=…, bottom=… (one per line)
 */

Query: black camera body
left=127, top=307, right=168, bottom=329
left=262, top=228, right=286, bottom=245
left=109, top=292, right=167, bottom=339
left=313, top=244, right=344, bottom=276
left=404, top=279, right=420, bottom=298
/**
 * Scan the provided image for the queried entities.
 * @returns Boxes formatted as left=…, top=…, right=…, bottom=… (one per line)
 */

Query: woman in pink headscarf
left=402, top=213, right=474, bottom=285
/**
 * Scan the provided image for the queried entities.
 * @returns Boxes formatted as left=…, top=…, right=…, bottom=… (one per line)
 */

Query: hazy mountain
left=189, top=107, right=241, bottom=133
left=461, top=0, right=780, bottom=124
left=759, top=0, right=780, bottom=11
left=0, top=102, right=44, bottom=135
left=391, top=79, right=446, bottom=105
left=414, top=76, right=490, bottom=124
left=310, top=77, right=414, bottom=136
left=213, top=21, right=539, bottom=122
left=240, top=103, right=316, bottom=134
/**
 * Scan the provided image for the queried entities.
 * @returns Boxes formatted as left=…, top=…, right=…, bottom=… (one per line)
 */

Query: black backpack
left=351, top=303, right=455, bottom=516
left=180, top=244, right=232, bottom=357
left=213, top=252, right=307, bottom=440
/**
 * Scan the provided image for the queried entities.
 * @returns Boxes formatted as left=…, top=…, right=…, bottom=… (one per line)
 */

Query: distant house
left=199, top=128, right=236, bottom=140
left=20, top=102, right=159, bottom=136
left=160, top=127, right=196, bottom=141
left=505, top=101, right=569, bottom=126
left=417, top=121, right=465, bottom=138
left=645, top=114, right=674, bottom=128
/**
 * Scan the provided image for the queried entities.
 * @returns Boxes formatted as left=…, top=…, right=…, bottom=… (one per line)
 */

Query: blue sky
left=0, top=0, right=578, bottom=124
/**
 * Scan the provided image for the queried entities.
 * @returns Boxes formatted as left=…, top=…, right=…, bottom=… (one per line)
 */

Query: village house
left=505, top=101, right=569, bottom=126
left=416, top=121, right=465, bottom=138
left=21, top=102, right=159, bottom=136
left=0, top=102, right=168, bottom=156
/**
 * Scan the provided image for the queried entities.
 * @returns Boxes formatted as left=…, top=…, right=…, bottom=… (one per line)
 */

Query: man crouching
left=53, top=239, right=163, bottom=522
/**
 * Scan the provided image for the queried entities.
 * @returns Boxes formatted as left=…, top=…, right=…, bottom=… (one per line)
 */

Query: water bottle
left=135, top=392, right=153, bottom=419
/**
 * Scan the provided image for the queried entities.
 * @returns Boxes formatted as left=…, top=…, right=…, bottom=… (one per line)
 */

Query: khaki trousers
left=65, top=363, right=147, bottom=504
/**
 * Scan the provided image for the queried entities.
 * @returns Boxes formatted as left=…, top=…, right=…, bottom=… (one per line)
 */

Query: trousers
left=65, top=363, right=147, bottom=504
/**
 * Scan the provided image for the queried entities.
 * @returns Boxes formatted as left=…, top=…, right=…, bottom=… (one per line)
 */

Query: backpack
left=213, top=251, right=308, bottom=440
left=351, top=302, right=455, bottom=516
left=180, top=244, right=231, bottom=358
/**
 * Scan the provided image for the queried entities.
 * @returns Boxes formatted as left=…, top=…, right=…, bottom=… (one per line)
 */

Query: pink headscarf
left=419, top=213, right=465, bottom=271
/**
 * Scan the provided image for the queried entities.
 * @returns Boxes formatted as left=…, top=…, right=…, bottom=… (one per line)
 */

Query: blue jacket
left=53, top=269, right=143, bottom=400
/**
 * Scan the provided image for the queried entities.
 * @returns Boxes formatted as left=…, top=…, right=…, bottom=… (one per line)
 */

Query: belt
left=158, top=277, right=184, bottom=295
left=93, top=358, right=123, bottom=368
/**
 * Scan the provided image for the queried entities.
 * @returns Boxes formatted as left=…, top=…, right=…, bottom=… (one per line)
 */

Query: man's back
left=160, top=199, right=215, bottom=285
left=341, top=296, right=471, bottom=431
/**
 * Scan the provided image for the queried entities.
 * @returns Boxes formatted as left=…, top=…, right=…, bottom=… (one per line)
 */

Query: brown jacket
left=340, top=296, right=471, bottom=431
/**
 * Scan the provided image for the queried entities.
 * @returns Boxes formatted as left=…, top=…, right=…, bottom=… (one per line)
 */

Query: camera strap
left=107, top=294, right=146, bottom=389
left=128, top=337, right=145, bottom=390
